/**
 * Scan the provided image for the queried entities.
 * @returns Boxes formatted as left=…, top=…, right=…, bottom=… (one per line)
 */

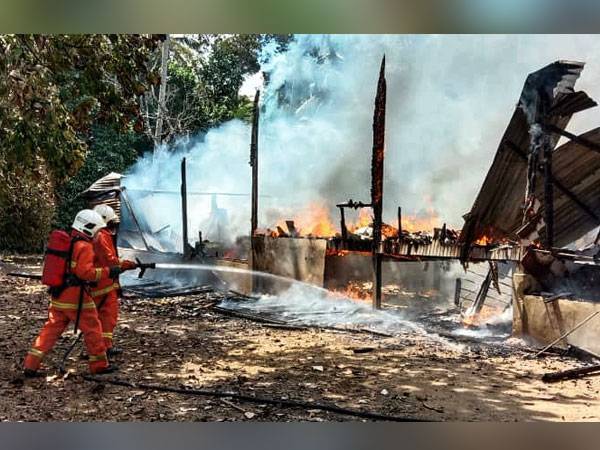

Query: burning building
left=83, top=58, right=600, bottom=355
left=460, top=60, right=600, bottom=354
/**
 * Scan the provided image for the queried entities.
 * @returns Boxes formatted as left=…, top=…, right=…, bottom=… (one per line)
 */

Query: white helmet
left=93, top=204, right=117, bottom=225
left=72, top=209, right=106, bottom=238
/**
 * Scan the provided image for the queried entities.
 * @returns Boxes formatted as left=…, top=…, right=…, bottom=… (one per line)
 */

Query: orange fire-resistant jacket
left=51, top=231, right=111, bottom=310
left=91, top=228, right=120, bottom=299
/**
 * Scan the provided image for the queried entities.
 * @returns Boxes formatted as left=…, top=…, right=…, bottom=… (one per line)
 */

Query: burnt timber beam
left=371, top=55, right=386, bottom=309
left=250, top=90, right=260, bottom=238
left=544, top=124, right=600, bottom=155
left=504, top=140, right=600, bottom=224
left=397, top=206, right=402, bottom=237
left=339, top=206, right=348, bottom=241
left=249, top=90, right=260, bottom=292
left=471, top=263, right=493, bottom=315
left=180, top=157, right=190, bottom=258
left=454, top=278, right=462, bottom=307
left=335, top=200, right=372, bottom=209
left=543, top=138, right=554, bottom=247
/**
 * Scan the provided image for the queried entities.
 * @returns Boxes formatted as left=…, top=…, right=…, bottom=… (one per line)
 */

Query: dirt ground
left=1, top=254, right=600, bottom=422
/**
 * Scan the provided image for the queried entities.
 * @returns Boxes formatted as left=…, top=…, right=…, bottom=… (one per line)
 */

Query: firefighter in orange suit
left=23, top=209, right=124, bottom=376
left=92, top=204, right=136, bottom=356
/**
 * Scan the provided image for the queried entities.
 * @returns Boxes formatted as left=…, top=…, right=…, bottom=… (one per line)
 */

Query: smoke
left=123, top=34, right=600, bottom=245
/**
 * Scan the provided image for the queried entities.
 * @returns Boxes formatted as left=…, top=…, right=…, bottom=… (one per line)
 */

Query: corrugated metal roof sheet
left=82, top=172, right=123, bottom=195
left=388, top=241, right=522, bottom=261
left=82, top=172, right=123, bottom=222
left=462, top=61, right=598, bottom=249
left=534, top=127, right=600, bottom=246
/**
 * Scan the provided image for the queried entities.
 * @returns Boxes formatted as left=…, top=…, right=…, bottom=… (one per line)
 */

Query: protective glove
left=109, top=265, right=123, bottom=278
left=120, top=260, right=138, bottom=271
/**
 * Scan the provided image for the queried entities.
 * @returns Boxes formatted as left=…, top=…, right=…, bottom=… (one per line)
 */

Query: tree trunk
left=154, top=34, right=170, bottom=147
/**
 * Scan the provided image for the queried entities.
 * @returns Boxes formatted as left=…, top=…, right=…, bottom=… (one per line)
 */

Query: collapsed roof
left=462, top=61, right=600, bottom=249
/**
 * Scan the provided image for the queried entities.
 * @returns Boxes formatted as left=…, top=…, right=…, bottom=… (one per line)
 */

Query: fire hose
left=81, top=375, right=435, bottom=422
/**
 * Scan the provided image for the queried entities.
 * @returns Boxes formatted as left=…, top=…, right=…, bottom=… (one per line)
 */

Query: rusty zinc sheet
left=82, top=172, right=123, bottom=222
left=462, top=61, right=597, bottom=248
left=389, top=241, right=522, bottom=261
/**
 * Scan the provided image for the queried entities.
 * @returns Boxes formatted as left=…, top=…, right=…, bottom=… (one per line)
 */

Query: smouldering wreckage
left=71, top=59, right=600, bottom=379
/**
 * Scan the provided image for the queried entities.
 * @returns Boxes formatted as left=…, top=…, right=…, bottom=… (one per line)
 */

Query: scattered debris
left=542, top=364, right=600, bottom=383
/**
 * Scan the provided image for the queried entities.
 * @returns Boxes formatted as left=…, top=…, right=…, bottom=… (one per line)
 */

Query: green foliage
left=54, top=125, right=142, bottom=231
left=0, top=34, right=159, bottom=252
left=199, top=35, right=262, bottom=127
left=0, top=33, right=291, bottom=252
left=0, top=34, right=160, bottom=185
left=147, top=34, right=292, bottom=141
left=0, top=157, right=55, bottom=252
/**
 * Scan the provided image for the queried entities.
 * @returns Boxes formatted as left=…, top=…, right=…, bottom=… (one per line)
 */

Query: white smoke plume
left=123, top=34, right=600, bottom=246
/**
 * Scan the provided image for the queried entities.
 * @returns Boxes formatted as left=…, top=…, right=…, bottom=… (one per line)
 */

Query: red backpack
left=41, top=230, right=74, bottom=288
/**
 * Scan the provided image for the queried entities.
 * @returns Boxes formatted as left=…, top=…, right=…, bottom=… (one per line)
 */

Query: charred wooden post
left=518, top=62, right=588, bottom=247
left=180, top=157, right=190, bottom=258
left=454, top=278, right=462, bottom=307
left=543, top=142, right=554, bottom=247
left=250, top=90, right=260, bottom=238
left=504, top=140, right=600, bottom=225
left=336, top=200, right=370, bottom=246
left=371, top=55, right=387, bottom=309
left=249, top=91, right=260, bottom=292
left=339, top=206, right=348, bottom=241
left=472, top=263, right=493, bottom=315
left=397, top=206, right=402, bottom=238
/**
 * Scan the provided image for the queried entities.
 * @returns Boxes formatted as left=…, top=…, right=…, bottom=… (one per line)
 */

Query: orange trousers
left=24, top=305, right=108, bottom=373
left=94, top=290, right=119, bottom=349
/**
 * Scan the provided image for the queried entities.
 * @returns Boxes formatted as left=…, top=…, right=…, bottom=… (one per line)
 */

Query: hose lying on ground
left=82, top=375, right=434, bottom=422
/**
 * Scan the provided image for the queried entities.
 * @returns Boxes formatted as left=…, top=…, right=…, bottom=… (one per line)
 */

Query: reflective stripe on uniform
left=50, top=300, right=96, bottom=310
left=102, top=332, right=113, bottom=339
left=91, top=283, right=120, bottom=298
left=28, top=348, right=44, bottom=358
left=89, top=353, right=107, bottom=362
left=95, top=268, right=103, bottom=281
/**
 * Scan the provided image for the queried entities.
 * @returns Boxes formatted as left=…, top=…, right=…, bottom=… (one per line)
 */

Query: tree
left=140, top=34, right=292, bottom=144
left=53, top=124, right=145, bottom=231
left=0, top=34, right=160, bottom=251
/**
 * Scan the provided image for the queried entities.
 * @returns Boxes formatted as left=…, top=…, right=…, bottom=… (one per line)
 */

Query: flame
left=274, top=202, right=337, bottom=237
left=382, top=223, right=398, bottom=238
left=472, top=226, right=509, bottom=246
left=348, top=208, right=372, bottom=232
left=474, top=235, right=494, bottom=246
left=333, top=281, right=372, bottom=302
left=347, top=206, right=441, bottom=235
left=266, top=198, right=443, bottom=239
left=462, top=305, right=503, bottom=327
left=401, top=213, right=440, bottom=233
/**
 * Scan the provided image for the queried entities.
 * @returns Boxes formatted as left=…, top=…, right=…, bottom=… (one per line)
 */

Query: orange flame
left=472, top=226, right=509, bottom=246
left=401, top=212, right=440, bottom=233
left=267, top=198, right=443, bottom=239
left=346, top=207, right=441, bottom=237
left=462, top=305, right=503, bottom=327
left=474, top=235, right=494, bottom=246
left=333, top=281, right=372, bottom=302
left=348, top=208, right=372, bottom=232
left=275, top=202, right=337, bottom=237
